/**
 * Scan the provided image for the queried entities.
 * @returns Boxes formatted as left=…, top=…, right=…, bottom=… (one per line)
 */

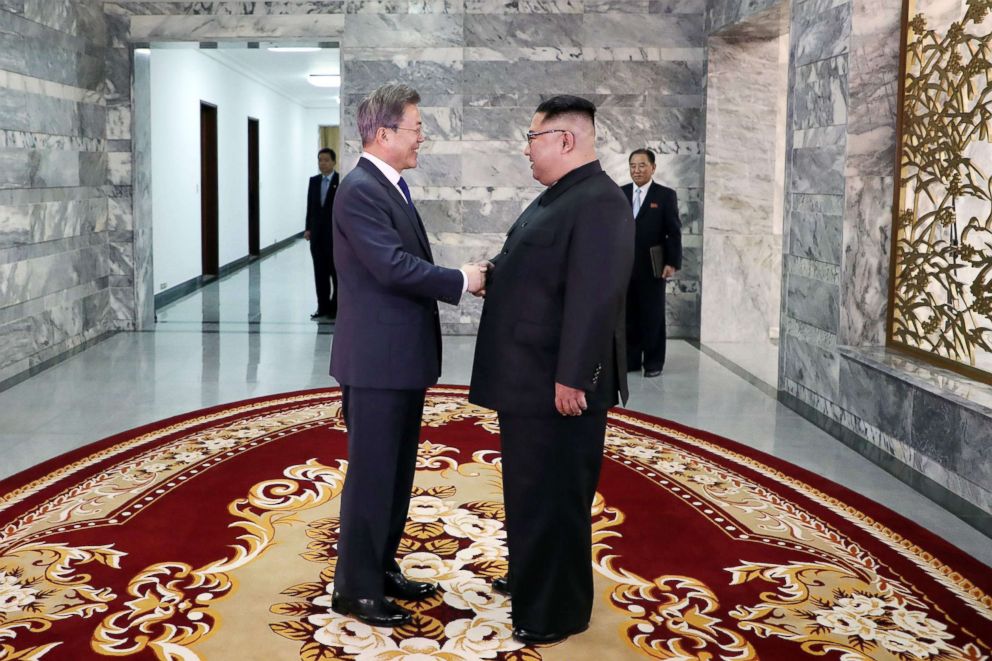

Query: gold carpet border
left=606, top=410, right=992, bottom=622
left=0, top=391, right=338, bottom=515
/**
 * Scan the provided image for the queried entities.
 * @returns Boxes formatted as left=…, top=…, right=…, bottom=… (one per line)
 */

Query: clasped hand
left=461, top=261, right=493, bottom=296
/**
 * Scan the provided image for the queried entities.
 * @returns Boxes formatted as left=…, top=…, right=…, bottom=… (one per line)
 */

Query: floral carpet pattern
left=0, top=387, right=989, bottom=660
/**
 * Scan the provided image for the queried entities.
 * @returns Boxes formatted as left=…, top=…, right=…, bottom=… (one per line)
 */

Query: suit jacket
left=306, top=171, right=339, bottom=244
left=620, top=181, right=682, bottom=281
left=329, top=158, right=463, bottom=390
left=469, top=160, right=635, bottom=416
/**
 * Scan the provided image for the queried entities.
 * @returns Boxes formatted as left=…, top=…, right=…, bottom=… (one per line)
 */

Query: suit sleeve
left=334, top=177, right=463, bottom=305
left=305, top=178, right=316, bottom=233
left=662, top=188, right=683, bottom=270
left=555, top=190, right=634, bottom=391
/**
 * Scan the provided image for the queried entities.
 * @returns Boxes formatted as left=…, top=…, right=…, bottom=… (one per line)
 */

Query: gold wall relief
left=890, top=0, right=992, bottom=383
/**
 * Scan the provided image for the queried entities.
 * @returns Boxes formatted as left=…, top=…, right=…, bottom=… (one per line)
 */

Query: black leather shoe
left=384, top=571, right=437, bottom=600
left=330, top=593, right=411, bottom=627
left=644, top=369, right=662, bottom=378
left=513, top=624, right=588, bottom=645
left=492, top=576, right=509, bottom=595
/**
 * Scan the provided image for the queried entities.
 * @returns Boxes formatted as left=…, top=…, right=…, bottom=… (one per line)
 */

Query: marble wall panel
left=838, top=356, right=913, bottom=441
left=788, top=200, right=841, bottom=264
left=782, top=330, right=839, bottom=400
left=465, top=14, right=583, bottom=47
left=785, top=271, right=839, bottom=334
left=346, top=59, right=461, bottom=95
left=463, top=106, right=536, bottom=140
left=0, top=243, right=108, bottom=309
left=128, top=14, right=346, bottom=40
left=792, top=0, right=849, bottom=67
left=582, top=60, right=705, bottom=95
left=845, top=0, right=899, bottom=178
left=959, top=406, right=992, bottom=492
left=706, top=0, right=779, bottom=33
left=701, top=233, right=782, bottom=342
left=790, top=145, right=845, bottom=195
left=581, top=12, right=705, bottom=47
left=346, top=13, right=462, bottom=46
left=791, top=54, right=848, bottom=130
left=839, top=175, right=889, bottom=345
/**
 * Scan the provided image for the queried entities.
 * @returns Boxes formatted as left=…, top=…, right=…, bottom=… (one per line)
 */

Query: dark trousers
left=497, top=410, right=608, bottom=634
left=310, top=237, right=338, bottom=316
left=335, top=386, right=425, bottom=598
left=626, top=276, right=666, bottom=371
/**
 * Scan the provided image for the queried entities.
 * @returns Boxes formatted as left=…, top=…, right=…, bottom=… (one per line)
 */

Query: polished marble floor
left=1, top=240, right=989, bottom=567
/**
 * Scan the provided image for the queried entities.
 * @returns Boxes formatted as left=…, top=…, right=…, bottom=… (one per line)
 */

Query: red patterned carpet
left=1, top=387, right=990, bottom=660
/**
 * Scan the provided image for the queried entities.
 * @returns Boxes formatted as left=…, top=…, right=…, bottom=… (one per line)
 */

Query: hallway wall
left=149, top=49, right=314, bottom=292
left=109, top=1, right=709, bottom=337
left=0, top=0, right=116, bottom=388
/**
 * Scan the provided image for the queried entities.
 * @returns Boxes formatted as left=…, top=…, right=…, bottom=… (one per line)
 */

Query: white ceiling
left=199, top=47, right=341, bottom=109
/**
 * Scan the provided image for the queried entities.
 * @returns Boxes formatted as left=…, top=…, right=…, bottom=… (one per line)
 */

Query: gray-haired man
left=328, top=84, right=486, bottom=627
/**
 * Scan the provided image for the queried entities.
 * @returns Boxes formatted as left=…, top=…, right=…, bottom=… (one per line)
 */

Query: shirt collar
left=634, top=181, right=651, bottom=197
left=361, top=152, right=401, bottom=186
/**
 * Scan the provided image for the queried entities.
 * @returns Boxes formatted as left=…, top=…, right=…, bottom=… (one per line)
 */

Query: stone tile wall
left=0, top=0, right=118, bottom=387
left=106, top=0, right=708, bottom=336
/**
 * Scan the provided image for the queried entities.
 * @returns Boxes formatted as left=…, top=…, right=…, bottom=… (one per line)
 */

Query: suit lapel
left=357, top=159, right=433, bottom=259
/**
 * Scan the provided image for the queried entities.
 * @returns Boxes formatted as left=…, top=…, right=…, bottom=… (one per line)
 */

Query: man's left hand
left=662, top=265, right=676, bottom=279
left=555, top=383, right=587, bottom=416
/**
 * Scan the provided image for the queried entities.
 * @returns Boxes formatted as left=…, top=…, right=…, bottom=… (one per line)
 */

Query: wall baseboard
left=777, top=389, right=992, bottom=539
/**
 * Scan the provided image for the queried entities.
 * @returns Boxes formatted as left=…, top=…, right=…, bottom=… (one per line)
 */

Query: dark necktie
left=397, top=176, right=414, bottom=210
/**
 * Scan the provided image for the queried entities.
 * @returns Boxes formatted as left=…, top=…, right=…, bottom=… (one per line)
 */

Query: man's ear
left=561, top=130, right=575, bottom=153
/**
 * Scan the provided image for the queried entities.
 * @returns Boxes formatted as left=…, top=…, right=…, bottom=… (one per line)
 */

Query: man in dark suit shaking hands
left=621, top=148, right=682, bottom=377
left=469, top=95, right=634, bottom=645
left=329, top=84, right=487, bottom=627
left=305, top=147, right=339, bottom=320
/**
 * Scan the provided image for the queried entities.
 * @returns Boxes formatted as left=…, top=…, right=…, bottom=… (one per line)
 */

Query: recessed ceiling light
left=308, top=74, right=341, bottom=88
left=269, top=46, right=321, bottom=53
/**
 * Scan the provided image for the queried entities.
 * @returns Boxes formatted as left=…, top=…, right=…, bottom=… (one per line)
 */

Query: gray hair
left=356, top=84, right=421, bottom=146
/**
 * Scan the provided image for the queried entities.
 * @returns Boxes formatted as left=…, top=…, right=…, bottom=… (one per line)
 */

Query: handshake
left=461, top=260, right=493, bottom=297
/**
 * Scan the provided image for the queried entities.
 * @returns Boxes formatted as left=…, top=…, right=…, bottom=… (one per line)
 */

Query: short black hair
left=535, top=95, right=596, bottom=125
left=629, top=148, right=655, bottom=165
left=318, top=147, right=336, bottom=161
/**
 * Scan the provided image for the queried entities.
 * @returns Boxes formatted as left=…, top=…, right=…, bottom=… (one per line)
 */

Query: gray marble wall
left=770, top=0, right=992, bottom=516
left=103, top=0, right=708, bottom=337
left=0, top=0, right=120, bottom=387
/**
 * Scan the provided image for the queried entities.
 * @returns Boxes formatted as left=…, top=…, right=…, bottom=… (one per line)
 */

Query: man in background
left=622, top=148, right=682, bottom=377
left=305, top=147, right=339, bottom=320
left=470, top=95, right=634, bottom=645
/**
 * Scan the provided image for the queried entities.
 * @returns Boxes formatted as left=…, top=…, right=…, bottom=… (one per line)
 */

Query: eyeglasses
left=390, top=125, right=424, bottom=137
left=525, top=128, right=570, bottom=144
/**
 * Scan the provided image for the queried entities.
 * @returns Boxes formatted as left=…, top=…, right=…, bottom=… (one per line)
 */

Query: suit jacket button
left=502, top=249, right=509, bottom=255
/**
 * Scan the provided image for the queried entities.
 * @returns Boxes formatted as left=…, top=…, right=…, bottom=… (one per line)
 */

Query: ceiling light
left=269, top=46, right=321, bottom=53
left=307, top=74, right=341, bottom=88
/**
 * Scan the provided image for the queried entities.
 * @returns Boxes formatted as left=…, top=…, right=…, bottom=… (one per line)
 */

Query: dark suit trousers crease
left=497, top=410, right=608, bottom=633
left=310, top=238, right=338, bottom=314
left=336, top=386, right=425, bottom=598
left=626, top=276, right=666, bottom=371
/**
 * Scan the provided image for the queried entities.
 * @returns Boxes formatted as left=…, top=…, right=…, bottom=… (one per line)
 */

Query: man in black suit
left=469, top=95, right=634, bottom=645
left=329, top=84, right=487, bottom=627
left=305, top=147, right=339, bottom=320
left=621, top=148, right=682, bottom=377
